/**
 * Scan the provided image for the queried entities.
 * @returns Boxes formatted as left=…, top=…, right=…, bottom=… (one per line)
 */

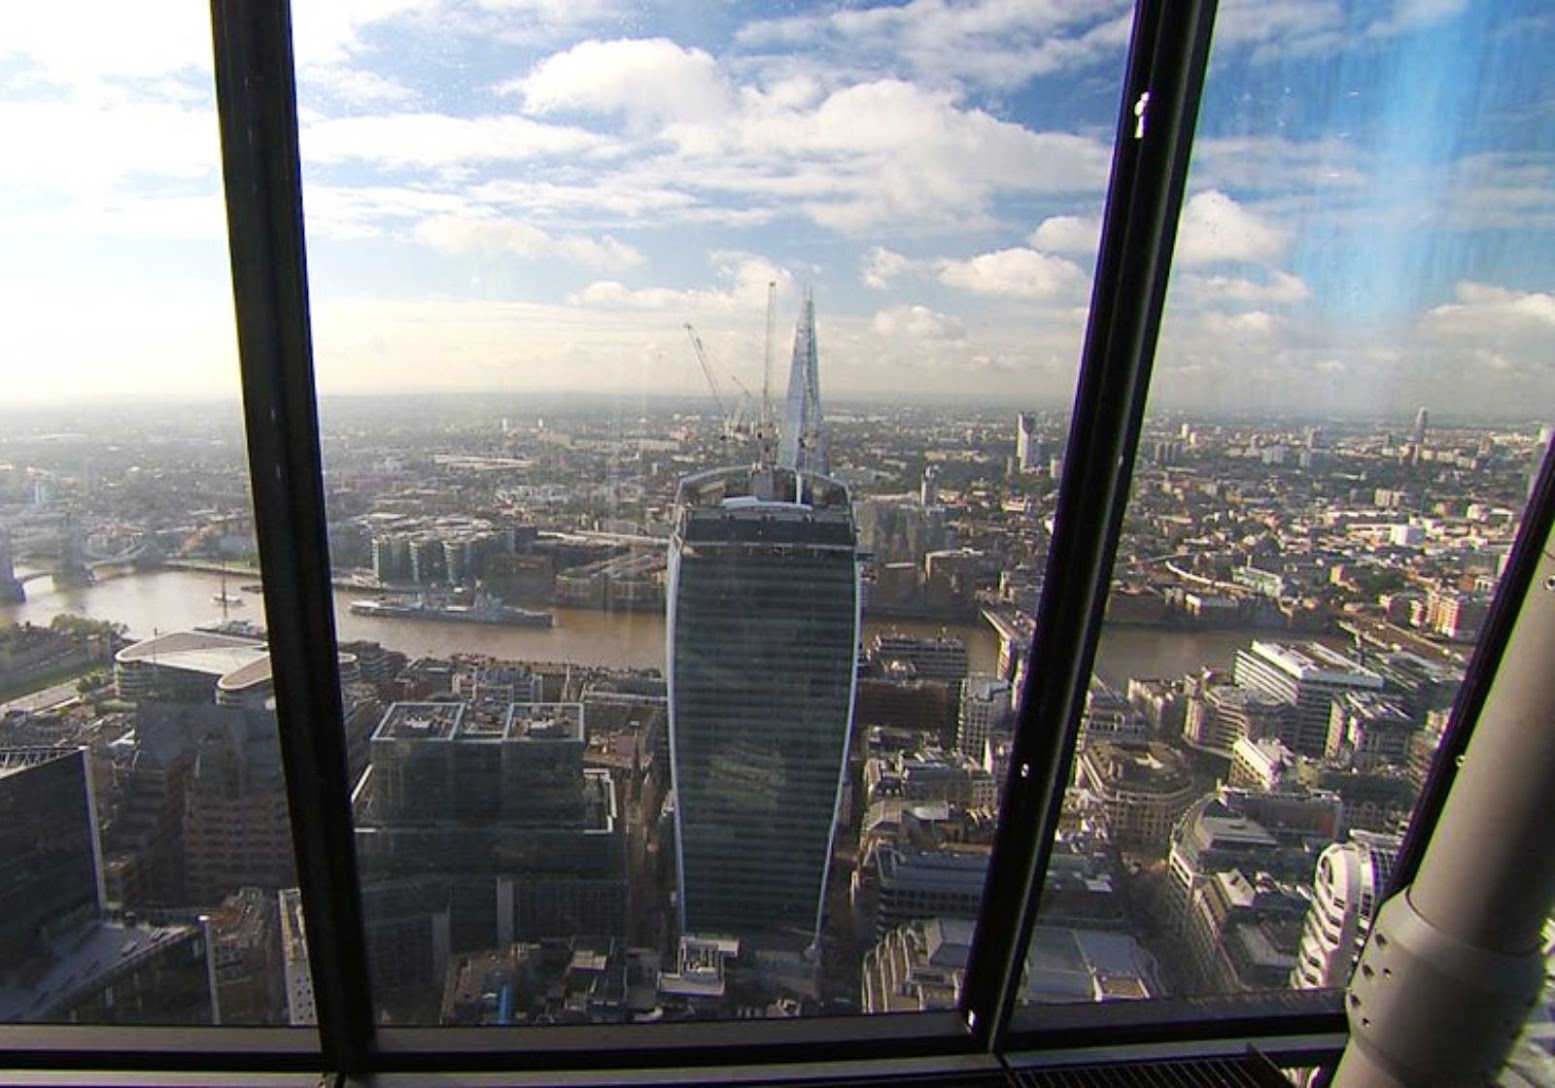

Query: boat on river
left=348, top=592, right=552, bottom=628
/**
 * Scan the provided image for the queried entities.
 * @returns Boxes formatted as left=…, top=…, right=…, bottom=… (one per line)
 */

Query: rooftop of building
left=875, top=847, right=989, bottom=891
left=962, top=674, right=1012, bottom=701
left=870, top=633, right=967, bottom=654
left=1375, top=649, right=1464, bottom=684
left=1080, top=740, right=1194, bottom=793
left=923, top=917, right=976, bottom=966
left=892, top=748, right=987, bottom=776
left=1245, top=640, right=1384, bottom=687
left=502, top=702, right=585, bottom=743
left=1208, top=683, right=1290, bottom=710
left=675, top=464, right=851, bottom=514
left=205, top=886, right=274, bottom=943
left=373, top=701, right=465, bottom=741
left=117, top=630, right=270, bottom=689
left=1176, top=795, right=1282, bottom=856
left=0, top=746, right=82, bottom=781
left=1233, top=735, right=1294, bottom=767
left=861, top=798, right=956, bottom=835
left=372, top=701, right=587, bottom=743
left=116, top=630, right=356, bottom=696
left=1023, top=926, right=1157, bottom=1004
left=1335, top=690, right=1414, bottom=722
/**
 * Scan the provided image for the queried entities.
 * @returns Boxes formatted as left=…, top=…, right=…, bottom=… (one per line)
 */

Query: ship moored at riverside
left=348, top=593, right=553, bottom=628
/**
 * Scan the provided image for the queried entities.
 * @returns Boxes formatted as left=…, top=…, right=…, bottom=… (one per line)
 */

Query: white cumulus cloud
left=937, top=248, right=1088, bottom=299
left=872, top=305, right=965, bottom=340
left=861, top=247, right=918, bottom=289
left=1429, top=282, right=1555, bottom=329
left=1031, top=214, right=1102, bottom=256
left=567, top=253, right=792, bottom=312
left=303, top=112, right=611, bottom=168
left=1175, top=189, right=1289, bottom=266
left=414, top=213, right=643, bottom=270
left=1179, top=270, right=1310, bottom=306
left=505, top=38, right=732, bottom=127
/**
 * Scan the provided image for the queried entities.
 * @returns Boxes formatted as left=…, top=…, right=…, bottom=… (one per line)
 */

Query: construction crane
left=762, top=281, right=776, bottom=426
left=683, top=323, right=751, bottom=443
left=683, top=323, right=726, bottom=419
left=757, top=281, right=778, bottom=465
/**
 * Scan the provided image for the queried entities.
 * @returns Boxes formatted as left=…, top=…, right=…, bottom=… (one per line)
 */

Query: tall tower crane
left=683, top=323, right=725, bottom=418
left=683, top=323, right=752, bottom=443
left=757, top=281, right=778, bottom=466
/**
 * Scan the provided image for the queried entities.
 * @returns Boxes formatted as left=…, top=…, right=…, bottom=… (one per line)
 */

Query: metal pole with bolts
left=1334, top=514, right=1555, bottom=1085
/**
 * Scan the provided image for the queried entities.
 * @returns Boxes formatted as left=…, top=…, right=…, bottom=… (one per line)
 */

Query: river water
left=0, top=567, right=1289, bottom=685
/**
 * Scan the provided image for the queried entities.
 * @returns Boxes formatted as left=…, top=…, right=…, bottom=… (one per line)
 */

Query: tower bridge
left=0, top=521, right=150, bottom=604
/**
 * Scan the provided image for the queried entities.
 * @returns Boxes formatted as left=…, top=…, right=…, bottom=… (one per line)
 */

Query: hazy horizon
left=0, top=387, right=1549, bottom=433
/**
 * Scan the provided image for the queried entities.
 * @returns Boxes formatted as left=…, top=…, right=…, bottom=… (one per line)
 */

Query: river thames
left=0, top=567, right=1310, bottom=686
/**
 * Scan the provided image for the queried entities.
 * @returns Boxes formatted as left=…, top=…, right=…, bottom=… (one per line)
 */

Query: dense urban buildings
left=1232, top=642, right=1385, bottom=758
left=0, top=391, right=1547, bottom=1029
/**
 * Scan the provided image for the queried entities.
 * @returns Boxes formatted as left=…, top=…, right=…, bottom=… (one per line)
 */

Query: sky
left=2, top=0, right=1553, bottom=419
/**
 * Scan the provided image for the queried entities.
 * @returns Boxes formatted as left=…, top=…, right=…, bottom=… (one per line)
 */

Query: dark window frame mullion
left=210, top=0, right=374, bottom=1074
left=960, top=0, right=1219, bottom=1050
left=1390, top=435, right=1555, bottom=892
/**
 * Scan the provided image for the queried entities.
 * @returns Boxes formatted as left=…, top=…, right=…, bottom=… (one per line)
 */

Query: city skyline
left=3, top=2, right=1553, bottom=415
left=0, top=372, right=1545, bottom=1024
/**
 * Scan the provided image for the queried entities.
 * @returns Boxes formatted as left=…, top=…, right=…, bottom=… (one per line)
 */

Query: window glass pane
left=0, top=5, right=317, bottom=1032
left=1021, top=2, right=1555, bottom=1008
left=293, top=1, right=1132, bottom=1023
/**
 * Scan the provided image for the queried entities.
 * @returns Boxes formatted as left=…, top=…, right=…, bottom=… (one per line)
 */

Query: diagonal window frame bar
left=209, top=0, right=375, bottom=1075
left=1389, top=435, right=1555, bottom=895
left=959, top=0, right=1225, bottom=1051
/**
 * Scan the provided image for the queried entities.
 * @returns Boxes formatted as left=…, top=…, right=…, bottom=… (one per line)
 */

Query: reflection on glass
left=1024, top=2, right=1555, bottom=1007
left=0, top=7, right=312, bottom=1028
left=293, top=2, right=1128, bottom=1022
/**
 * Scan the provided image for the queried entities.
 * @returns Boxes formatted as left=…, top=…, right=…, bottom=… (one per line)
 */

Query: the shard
left=776, top=290, right=828, bottom=477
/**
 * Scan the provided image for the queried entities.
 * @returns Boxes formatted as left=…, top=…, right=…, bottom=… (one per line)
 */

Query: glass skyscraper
left=667, top=463, right=860, bottom=946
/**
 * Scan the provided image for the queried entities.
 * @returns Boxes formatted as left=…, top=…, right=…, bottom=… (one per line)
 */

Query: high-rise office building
left=776, top=291, right=828, bottom=477
left=1016, top=412, right=1040, bottom=473
left=0, top=748, right=104, bottom=964
left=920, top=464, right=940, bottom=507
left=277, top=887, right=316, bottom=1027
left=1412, top=406, right=1430, bottom=446
left=667, top=464, right=859, bottom=944
left=1232, top=641, right=1384, bottom=758
left=0, top=748, right=215, bottom=1024
left=957, top=675, right=1012, bottom=763
left=668, top=297, right=859, bottom=946
left=352, top=701, right=626, bottom=979
left=1291, top=832, right=1401, bottom=991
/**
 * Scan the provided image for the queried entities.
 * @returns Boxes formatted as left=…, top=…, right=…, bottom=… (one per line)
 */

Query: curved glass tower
left=667, top=464, right=859, bottom=947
